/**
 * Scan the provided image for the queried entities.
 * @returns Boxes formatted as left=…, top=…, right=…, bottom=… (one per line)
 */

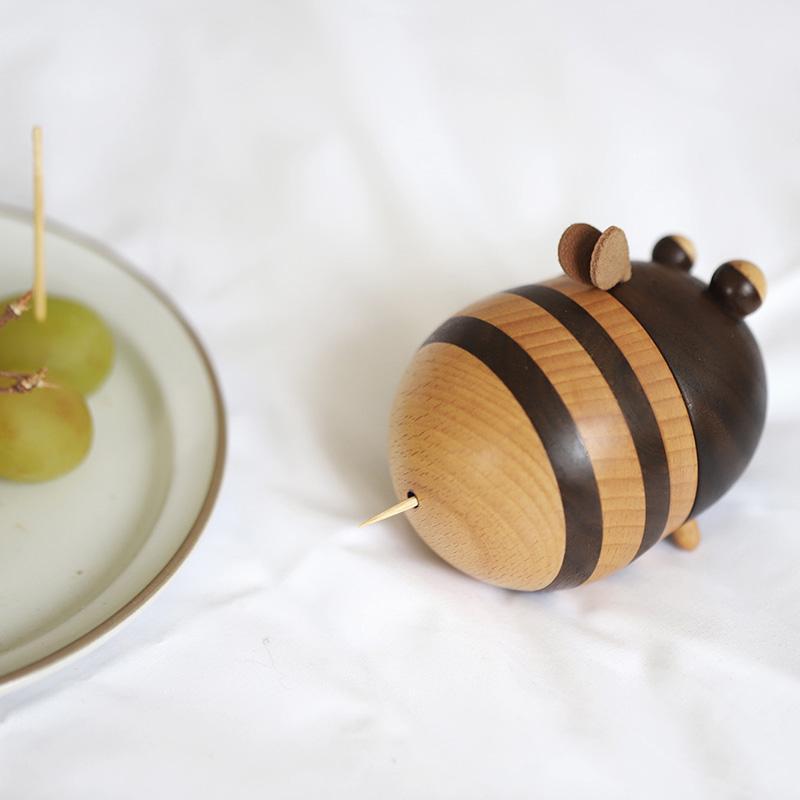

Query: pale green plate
left=0, top=210, right=225, bottom=689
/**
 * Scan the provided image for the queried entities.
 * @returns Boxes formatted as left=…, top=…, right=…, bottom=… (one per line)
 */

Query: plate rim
left=0, top=205, right=226, bottom=687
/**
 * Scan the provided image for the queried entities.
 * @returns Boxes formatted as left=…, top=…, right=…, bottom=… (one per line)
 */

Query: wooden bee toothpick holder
left=364, top=223, right=767, bottom=591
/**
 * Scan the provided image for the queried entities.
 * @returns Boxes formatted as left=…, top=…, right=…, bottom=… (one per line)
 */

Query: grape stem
left=0, top=367, right=51, bottom=394
left=0, top=292, right=49, bottom=395
left=0, top=290, right=33, bottom=329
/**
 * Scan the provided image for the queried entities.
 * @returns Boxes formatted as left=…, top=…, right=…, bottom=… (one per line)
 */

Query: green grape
left=0, top=295, right=114, bottom=395
left=0, top=381, right=92, bottom=481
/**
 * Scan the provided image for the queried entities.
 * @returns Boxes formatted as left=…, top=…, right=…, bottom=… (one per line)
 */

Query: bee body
left=387, top=230, right=767, bottom=590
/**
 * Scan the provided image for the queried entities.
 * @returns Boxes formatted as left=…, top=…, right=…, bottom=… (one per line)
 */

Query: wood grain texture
left=548, top=276, right=698, bottom=539
left=461, top=292, right=647, bottom=583
left=389, top=341, right=566, bottom=590
left=611, top=263, right=767, bottom=516
left=513, top=284, right=671, bottom=561
left=387, top=258, right=765, bottom=591
left=422, top=315, right=605, bottom=589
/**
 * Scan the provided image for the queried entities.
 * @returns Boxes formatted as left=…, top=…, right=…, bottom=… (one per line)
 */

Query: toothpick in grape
left=32, top=125, right=46, bottom=322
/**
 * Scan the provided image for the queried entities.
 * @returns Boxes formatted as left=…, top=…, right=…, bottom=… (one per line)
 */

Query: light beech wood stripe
left=389, top=342, right=566, bottom=590
left=422, top=317, right=602, bottom=589
left=462, top=292, right=647, bottom=582
left=548, top=276, right=698, bottom=536
left=511, top=284, right=671, bottom=560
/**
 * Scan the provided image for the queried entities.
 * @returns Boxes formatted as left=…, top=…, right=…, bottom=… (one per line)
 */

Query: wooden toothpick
left=32, top=125, right=46, bottom=322
left=360, top=494, right=419, bottom=527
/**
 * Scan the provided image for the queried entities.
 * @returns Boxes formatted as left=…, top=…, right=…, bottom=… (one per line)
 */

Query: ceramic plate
left=0, top=209, right=225, bottom=689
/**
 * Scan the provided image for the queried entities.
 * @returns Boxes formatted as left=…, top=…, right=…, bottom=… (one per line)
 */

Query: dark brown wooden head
left=387, top=225, right=767, bottom=591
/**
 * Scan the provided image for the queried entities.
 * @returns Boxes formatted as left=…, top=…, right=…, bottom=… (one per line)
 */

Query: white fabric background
left=1, top=1, right=799, bottom=797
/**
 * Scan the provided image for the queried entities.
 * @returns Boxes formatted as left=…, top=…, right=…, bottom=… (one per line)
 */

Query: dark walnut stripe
left=611, top=263, right=767, bottom=517
left=510, top=285, right=671, bottom=557
left=424, top=315, right=603, bottom=589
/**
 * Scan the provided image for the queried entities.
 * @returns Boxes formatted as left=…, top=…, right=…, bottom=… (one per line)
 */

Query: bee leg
left=669, top=519, right=701, bottom=551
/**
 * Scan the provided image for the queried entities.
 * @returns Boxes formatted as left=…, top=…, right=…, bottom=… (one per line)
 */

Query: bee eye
left=652, top=235, right=696, bottom=271
left=709, top=260, right=766, bottom=318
